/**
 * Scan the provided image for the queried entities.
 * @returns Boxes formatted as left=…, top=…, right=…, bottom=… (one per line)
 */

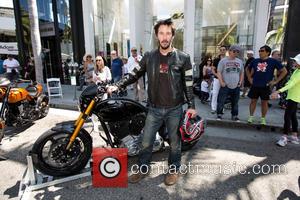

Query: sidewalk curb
left=49, top=103, right=78, bottom=111
left=205, top=117, right=282, bottom=133
left=49, top=102, right=284, bottom=133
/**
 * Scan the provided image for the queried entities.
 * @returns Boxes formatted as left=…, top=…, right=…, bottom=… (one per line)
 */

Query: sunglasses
left=233, top=50, right=240, bottom=53
left=208, top=60, right=212, bottom=61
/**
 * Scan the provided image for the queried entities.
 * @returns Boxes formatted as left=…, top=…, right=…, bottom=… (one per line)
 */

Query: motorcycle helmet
left=180, top=111, right=204, bottom=142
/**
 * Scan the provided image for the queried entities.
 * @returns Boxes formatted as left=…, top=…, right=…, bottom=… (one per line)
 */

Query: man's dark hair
left=154, top=18, right=175, bottom=36
left=260, top=45, right=272, bottom=56
left=220, top=45, right=227, bottom=49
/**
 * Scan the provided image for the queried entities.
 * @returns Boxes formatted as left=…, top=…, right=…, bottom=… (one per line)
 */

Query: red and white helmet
left=180, top=111, right=204, bottom=142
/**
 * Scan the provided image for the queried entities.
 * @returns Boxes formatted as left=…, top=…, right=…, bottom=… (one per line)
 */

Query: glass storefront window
left=37, top=0, right=54, bottom=23
left=153, top=0, right=184, bottom=50
left=56, top=0, right=72, bottom=61
left=93, top=0, right=129, bottom=62
left=19, top=0, right=31, bottom=56
left=56, top=0, right=72, bottom=84
left=194, top=0, right=256, bottom=61
left=266, top=0, right=289, bottom=50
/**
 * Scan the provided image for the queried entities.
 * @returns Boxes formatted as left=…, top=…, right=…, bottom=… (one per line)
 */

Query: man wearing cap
left=127, top=47, right=145, bottom=101
left=271, top=54, right=300, bottom=146
left=3, top=54, right=20, bottom=81
left=246, top=45, right=287, bottom=125
left=216, top=44, right=244, bottom=121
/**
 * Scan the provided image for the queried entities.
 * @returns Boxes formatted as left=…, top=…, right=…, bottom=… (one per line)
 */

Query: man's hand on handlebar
left=107, top=85, right=119, bottom=94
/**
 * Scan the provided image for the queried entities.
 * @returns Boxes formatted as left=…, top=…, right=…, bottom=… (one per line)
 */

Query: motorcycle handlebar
left=96, top=83, right=125, bottom=98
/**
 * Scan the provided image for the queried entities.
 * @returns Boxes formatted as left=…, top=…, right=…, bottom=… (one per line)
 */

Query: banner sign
left=0, top=42, right=18, bottom=55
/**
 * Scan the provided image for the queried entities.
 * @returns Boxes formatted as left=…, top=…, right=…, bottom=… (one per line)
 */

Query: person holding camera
left=3, top=54, right=20, bottom=81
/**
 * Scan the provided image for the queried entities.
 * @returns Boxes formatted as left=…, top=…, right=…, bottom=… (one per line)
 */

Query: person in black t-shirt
left=241, top=50, right=254, bottom=97
left=108, top=19, right=197, bottom=186
left=247, top=45, right=287, bottom=125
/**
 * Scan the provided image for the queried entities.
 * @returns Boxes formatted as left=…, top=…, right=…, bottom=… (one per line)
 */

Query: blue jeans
left=113, top=75, right=121, bottom=83
left=138, top=104, right=183, bottom=172
left=217, top=86, right=240, bottom=116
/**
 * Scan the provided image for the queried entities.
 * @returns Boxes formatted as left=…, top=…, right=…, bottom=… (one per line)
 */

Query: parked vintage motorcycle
left=0, top=77, right=49, bottom=143
left=30, top=83, right=204, bottom=177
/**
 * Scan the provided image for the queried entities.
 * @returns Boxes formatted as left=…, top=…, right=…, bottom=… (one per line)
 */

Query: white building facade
left=81, top=0, right=282, bottom=65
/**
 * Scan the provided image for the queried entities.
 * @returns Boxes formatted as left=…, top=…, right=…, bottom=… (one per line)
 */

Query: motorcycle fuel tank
left=94, top=98, right=147, bottom=122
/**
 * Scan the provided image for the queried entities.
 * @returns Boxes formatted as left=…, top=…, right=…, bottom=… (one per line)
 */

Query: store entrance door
left=41, top=36, right=62, bottom=83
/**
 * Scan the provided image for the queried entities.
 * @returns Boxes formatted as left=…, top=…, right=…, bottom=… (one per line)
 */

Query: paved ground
left=0, top=108, right=299, bottom=200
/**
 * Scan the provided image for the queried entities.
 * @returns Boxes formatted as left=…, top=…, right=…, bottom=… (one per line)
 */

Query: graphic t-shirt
left=217, top=57, right=244, bottom=89
left=249, top=58, right=283, bottom=87
left=156, top=53, right=177, bottom=107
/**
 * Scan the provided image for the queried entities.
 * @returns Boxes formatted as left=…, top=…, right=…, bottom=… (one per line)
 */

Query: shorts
left=247, top=86, right=270, bottom=100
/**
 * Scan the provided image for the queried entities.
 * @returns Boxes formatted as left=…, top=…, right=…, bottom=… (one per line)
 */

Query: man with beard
left=108, top=18, right=196, bottom=186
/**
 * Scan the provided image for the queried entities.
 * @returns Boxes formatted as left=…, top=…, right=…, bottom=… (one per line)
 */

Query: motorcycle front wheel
left=31, top=129, right=92, bottom=177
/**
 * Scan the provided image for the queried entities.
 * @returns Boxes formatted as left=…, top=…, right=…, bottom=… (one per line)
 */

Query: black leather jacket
left=115, top=48, right=195, bottom=108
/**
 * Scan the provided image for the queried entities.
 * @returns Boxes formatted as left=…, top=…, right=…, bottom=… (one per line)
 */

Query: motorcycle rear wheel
left=31, top=129, right=92, bottom=177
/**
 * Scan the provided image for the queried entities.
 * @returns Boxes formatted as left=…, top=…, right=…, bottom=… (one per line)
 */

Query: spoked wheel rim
left=40, top=133, right=86, bottom=169
left=0, top=125, right=4, bottom=143
left=40, top=102, right=49, bottom=118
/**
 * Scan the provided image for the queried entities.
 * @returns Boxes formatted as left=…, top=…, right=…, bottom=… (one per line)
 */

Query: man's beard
left=159, top=40, right=171, bottom=50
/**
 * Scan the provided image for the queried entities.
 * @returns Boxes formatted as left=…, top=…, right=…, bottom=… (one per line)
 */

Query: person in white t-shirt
left=200, top=75, right=210, bottom=103
left=122, top=57, right=129, bottom=76
left=93, top=55, right=111, bottom=84
left=127, top=47, right=145, bottom=102
left=3, top=54, right=20, bottom=81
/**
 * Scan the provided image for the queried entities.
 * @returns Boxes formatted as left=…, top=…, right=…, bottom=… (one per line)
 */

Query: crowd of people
left=58, top=40, right=300, bottom=150
left=195, top=44, right=300, bottom=147
left=71, top=47, right=146, bottom=102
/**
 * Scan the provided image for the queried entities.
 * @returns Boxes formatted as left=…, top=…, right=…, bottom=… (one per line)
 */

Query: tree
left=27, top=0, right=43, bottom=83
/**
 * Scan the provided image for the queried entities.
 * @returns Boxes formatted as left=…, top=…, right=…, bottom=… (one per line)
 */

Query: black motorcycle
left=30, top=83, right=203, bottom=176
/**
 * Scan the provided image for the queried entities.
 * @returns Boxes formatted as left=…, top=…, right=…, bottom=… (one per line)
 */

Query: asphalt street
left=0, top=108, right=299, bottom=200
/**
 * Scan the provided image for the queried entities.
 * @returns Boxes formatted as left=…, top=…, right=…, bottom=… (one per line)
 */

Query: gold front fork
left=66, top=100, right=96, bottom=150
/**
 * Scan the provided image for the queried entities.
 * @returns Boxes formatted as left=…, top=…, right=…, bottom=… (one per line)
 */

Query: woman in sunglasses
left=93, top=55, right=111, bottom=84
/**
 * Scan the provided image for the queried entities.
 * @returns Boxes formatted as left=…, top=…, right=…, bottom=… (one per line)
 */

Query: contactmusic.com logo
left=92, top=148, right=128, bottom=187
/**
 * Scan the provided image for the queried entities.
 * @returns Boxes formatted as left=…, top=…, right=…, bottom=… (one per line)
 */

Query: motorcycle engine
left=119, top=133, right=164, bottom=156
left=119, top=135, right=141, bottom=156
left=108, top=113, right=146, bottom=139
left=19, top=101, right=39, bottom=120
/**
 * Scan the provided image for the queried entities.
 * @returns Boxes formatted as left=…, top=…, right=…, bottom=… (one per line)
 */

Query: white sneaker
left=289, top=135, right=300, bottom=144
left=276, top=135, right=288, bottom=147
